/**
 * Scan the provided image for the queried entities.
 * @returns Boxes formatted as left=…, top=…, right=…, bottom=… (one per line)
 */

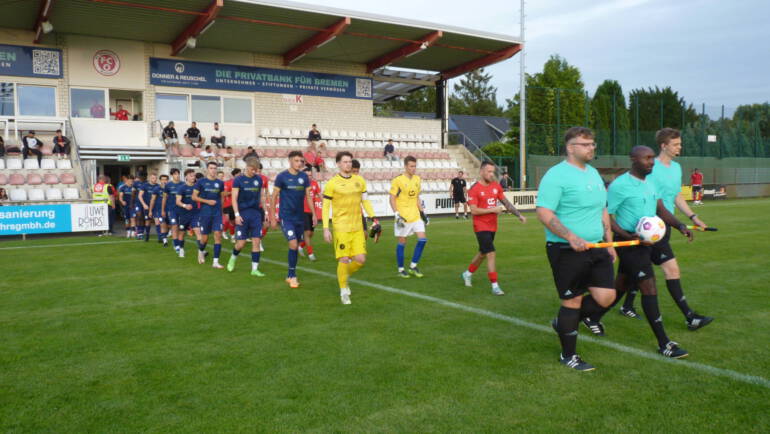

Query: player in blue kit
left=139, top=173, right=159, bottom=242
left=193, top=161, right=226, bottom=268
left=118, top=175, right=137, bottom=239
left=149, top=174, right=168, bottom=246
left=270, top=150, right=316, bottom=288
left=134, top=174, right=147, bottom=240
left=174, top=169, right=197, bottom=258
left=226, top=157, right=268, bottom=276
left=162, top=168, right=182, bottom=253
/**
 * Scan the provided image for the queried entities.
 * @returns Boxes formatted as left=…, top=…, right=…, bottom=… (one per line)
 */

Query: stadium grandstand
left=0, top=0, right=522, bottom=215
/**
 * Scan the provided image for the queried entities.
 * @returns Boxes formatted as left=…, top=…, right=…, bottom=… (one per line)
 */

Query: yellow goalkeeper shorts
left=334, top=230, right=367, bottom=259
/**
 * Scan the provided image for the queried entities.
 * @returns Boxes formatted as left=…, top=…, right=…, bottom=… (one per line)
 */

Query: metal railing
left=65, top=118, right=93, bottom=199
left=448, top=131, right=501, bottom=172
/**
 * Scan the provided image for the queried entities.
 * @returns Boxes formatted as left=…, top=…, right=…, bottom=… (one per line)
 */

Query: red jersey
left=303, top=179, right=322, bottom=215
left=114, top=109, right=129, bottom=120
left=223, top=178, right=234, bottom=208
left=467, top=181, right=506, bottom=232
left=690, top=172, right=703, bottom=186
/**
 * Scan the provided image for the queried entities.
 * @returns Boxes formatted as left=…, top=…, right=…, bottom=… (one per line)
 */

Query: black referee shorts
left=453, top=194, right=466, bottom=204
left=475, top=231, right=496, bottom=254
left=546, top=242, right=615, bottom=299
left=303, top=212, right=315, bottom=232
left=617, top=244, right=655, bottom=284
left=650, top=224, right=676, bottom=265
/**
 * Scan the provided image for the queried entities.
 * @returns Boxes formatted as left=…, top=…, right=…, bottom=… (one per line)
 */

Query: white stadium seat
left=277, top=138, right=288, bottom=147
left=291, top=129, right=301, bottom=137
left=45, top=188, right=63, bottom=200
left=261, top=128, right=270, bottom=136
left=9, top=188, right=27, bottom=201
left=330, top=130, right=339, bottom=138
left=41, top=159, right=56, bottom=169
left=64, top=188, right=79, bottom=199
left=375, top=132, right=383, bottom=139
left=23, top=159, right=39, bottom=169
left=28, top=188, right=45, bottom=201
left=57, top=159, right=72, bottom=169
left=0, top=159, right=4, bottom=169
left=280, top=128, right=291, bottom=137
left=288, top=138, right=299, bottom=147
left=257, top=137, right=267, bottom=146
left=267, top=138, right=278, bottom=146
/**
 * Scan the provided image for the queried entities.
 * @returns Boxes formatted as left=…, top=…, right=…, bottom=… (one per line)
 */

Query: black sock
left=641, top=294, right=670, bottom=347
left=580, top=295, right=605, bottom=322
left=623, top=289, right=638, bottom=310
left=666, top=279, right=693, bottom=318
left=556, top=306, right=581, bottom=358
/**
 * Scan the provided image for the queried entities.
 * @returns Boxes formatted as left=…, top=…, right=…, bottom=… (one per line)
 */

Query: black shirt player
left=450, top=171, right=468, bottom=219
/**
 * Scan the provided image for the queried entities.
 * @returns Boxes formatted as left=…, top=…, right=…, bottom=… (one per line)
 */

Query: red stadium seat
left=44, top=173, right=60, bottom=185
left=0, top=174, right=7, bottom=185
left=41, top=144, right=54, bottom=156
left=180, top=146, right=194, bottom=158
left=60, top=173, right=77, bottom=184
left=193, top=148, right=202, bottom=157
left=9, top=173, right=25, bottom=185
left=26, top=174, right=43, bottom=185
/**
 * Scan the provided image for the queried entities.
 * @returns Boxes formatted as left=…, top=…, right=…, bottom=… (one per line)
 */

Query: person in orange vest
left=93, top=175, right=116, bottom=235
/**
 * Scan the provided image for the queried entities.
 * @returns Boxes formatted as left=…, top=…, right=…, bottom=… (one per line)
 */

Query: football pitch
left=2, top=199, right=769, bottom=432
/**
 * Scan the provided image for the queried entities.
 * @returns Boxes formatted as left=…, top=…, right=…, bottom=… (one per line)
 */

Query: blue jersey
left=150, top=183, right=164, bottom=214
left=274, top=170, right=310, bottom=223
left=118, top=184, right=136, bottom=206
left=164, top=180, right=181, bottom=211
left=194, top=177, right=224, bottom=217
left=176, top=183, right=198, bottom=216
left=142, top=182, right=158, bottom=208
left=233, top=174, right=263, bottom=211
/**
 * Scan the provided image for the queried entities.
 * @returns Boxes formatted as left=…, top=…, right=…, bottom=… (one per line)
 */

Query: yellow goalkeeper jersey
left=323, top=173, right=370, bottom=233
left=389, top=173, right=421, bottom=223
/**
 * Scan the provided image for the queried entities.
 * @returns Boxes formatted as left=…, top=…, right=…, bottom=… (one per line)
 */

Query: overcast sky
left=320, top=0, right=770, bottom=111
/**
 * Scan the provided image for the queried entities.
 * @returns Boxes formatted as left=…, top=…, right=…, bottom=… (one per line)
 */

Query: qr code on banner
left=32, top=49, right=61, bottom=76
left=355, top=78, right=372, bottom=98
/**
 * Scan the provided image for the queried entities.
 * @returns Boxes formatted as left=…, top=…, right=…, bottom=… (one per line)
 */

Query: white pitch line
left=4, top=238, right=769, bottom=389
left=262, top=257, right=770, bottom=390
left=0, top=240, right=132, bottom=250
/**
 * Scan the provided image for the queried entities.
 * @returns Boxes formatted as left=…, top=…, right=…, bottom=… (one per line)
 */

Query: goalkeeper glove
left=368, top=218, right=382, bottom=243
left=394, top=211, right=406, bottom=229
left=420, top=211, right=430, bottom=225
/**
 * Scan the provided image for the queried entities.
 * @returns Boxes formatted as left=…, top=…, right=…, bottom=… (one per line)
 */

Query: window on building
left=109, top=89, right=143, bottom=121
left=191, top=95, right=220, bottom=123
left=223, top=97, right=252, bottom=123
left=18, top=85, right=56, bottom=116
left=71, top=88, right=107, bottom=119
left=155, top=93, right=188, bottom=122
left=0, top=83, right=14, bottom=116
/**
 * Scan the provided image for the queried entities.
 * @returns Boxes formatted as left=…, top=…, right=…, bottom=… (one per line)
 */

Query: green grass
left=2, top=199, right=769, bottom=432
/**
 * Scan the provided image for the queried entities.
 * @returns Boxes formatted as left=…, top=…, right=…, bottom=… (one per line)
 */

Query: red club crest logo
left=93, top=50, right=120, bottom=76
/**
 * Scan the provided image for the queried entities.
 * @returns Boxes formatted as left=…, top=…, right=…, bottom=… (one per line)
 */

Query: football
left=635, top=215, right=667, bottom=243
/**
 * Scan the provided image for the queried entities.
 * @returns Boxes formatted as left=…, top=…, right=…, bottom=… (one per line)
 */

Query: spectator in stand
left=308, top=124, right=322, bottom=141
left=52, top=129, right=71, bottom=159
left=162, top=121, right=179, bottom=148
left=244, top=146, right=259, bottom=160
left=22, top=130, right=43, bottom=165
left=222, top=146, right=236, bottom=169
left=303, top=141, right=325, bottom=173
left=185, top=121, right=205, bottom=147
left=0, top=187, right=8, bottom=203
left=112, top=104, right=130, bottom=121
left=199, top=145, right=218, bottom=165
left=211, top=122, right=226, bottom=148
left=90, top=99, right=105, bottom=118
left=500, top=171, right=514, bottom=191
left=383, top=138, right=397, bottom=161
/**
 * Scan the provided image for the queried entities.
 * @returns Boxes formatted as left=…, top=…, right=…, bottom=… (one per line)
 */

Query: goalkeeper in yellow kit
left=323, top=151, right=379, bottom=305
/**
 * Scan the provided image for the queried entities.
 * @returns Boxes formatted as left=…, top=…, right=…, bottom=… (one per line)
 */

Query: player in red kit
left=690, top=168, right=703, bottom=205
left=299, top=168, right=323, bottom=261
left=461, top=162, right=526, bottom=295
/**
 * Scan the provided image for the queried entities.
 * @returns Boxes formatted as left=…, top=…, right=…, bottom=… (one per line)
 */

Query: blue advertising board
left=0, top=204, right=108, bottom=236
left=0, top=44, right=63, bottom=78
left=149, top=57, right=372, bottom=100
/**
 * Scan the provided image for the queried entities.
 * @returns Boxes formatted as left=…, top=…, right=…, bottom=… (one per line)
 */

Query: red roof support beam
left=170, top=0, right=223, bottom=56
left=283, top=17, right=350, bottom=65
left=366, top=30, right=442, bottom=73
left=440, top=44, right=522, bottom=80
left=33, top=0, right=56, bottom=44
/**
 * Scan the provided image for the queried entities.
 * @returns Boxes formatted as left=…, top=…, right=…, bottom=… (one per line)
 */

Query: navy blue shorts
left=235, top=209, right=263, bottom=240
left=281, top=220, right=304, bottom=242
left=198, top=213, right=223, bottom=234
left=178, top=213, right=194, bottom=231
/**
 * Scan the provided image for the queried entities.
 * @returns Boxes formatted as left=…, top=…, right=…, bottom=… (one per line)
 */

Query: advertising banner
left=0, top=44, right=63, bottom=78
left=0, top=204, right=108, bottom=236
left=150, top=57, right=372, bottom=100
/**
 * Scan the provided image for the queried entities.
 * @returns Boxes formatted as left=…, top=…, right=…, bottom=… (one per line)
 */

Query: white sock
left=252, top=262, right=258, bottom=271
left=398, top=267, right=404, bottom=272
left=492, top=282, right=500, bottom=289
left=410, top=262, right=417, bottom=269
left=213, top=259, right=220, bottom=265
left=179, top=248, right=184, bottom=256
left=463, top=270, right=472, bottom=278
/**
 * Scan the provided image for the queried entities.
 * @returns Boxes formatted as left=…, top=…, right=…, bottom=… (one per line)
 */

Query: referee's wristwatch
left=688, top=214, right=697, bottom=220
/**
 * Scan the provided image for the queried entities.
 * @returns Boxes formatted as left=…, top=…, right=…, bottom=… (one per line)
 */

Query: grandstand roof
left=3, top=0, right=521, bottom=98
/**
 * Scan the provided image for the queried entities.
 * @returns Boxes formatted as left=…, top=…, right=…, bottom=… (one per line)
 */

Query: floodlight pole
left=518, top=0, right=527, bottom=190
